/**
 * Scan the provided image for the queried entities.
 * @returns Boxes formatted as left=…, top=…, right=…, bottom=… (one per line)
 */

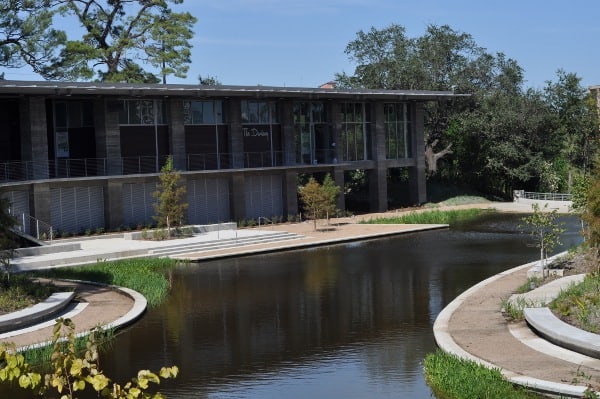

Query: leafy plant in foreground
left=0, top=318, right=178, bottom=398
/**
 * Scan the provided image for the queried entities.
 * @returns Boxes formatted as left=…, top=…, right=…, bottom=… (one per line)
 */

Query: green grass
left=31, top=257, right=177, bottom=308
left=550, top=274, right=600, bottom=333
left=0, top=275, right=62, bottom=313
left=424, top=349, right=544, bottom=399
left=21, top=327, right=116, bottom=369
left=361, top=208, right=483, bottom=226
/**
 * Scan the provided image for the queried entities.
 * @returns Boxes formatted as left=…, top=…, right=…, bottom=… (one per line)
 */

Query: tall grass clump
left=0, top=275, right=61, bottom=312
left=32, top=258, right=177, bottom=307
left=362, top=208, right=483, bottom=226
left=550, top=274, right=600, bottom=333
left=424, top=349, right=543, bottom=398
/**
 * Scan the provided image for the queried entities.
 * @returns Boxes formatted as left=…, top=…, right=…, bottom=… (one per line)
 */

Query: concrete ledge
left=16, top=243, right=81, bottom=257
left=524, top=307, right=600, bottom=359
left=0, top=292, right=75, bottom=333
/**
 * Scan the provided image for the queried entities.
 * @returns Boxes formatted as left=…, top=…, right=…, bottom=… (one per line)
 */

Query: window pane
left=68, top=102, right=81, bottom=128
left=55, top=102, right=67, bottom=128
left=203, top=101, right=215, bottom=124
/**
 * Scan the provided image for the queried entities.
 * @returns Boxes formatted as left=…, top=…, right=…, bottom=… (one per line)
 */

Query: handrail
left=520, top=191, right=572, bottom=202
left=15, top=213, right=54, bottom=243
left=258, top=217, right=272, bottom=228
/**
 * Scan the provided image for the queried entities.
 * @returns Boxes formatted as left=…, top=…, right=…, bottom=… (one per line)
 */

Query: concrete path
left=434, top=260, right=600, bottom=398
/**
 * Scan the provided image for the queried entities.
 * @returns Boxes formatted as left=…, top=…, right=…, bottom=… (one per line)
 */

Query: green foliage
left=153, top=156, right=188, bottom=238
left=362, top=208, right=482, bottom=226
left=0, top=318, right=178, bottom=398
left=0, top=275, right=60, bottom=313
left=0, top=0, right=65, bottom=72
left=41, top=0, right=197, bottom=82
left=584, top=161, right=600, bottom=247
left=299, top=174, right=341, bottom=230
left=550, top=274, right=600, bottom=333
left=34, top=258, right=176, bottom=308
left=0, top=197, right=18, bottom=280
left=424, top=349, right=542, bottom=399
left=520, top=203, right=566, bottom=272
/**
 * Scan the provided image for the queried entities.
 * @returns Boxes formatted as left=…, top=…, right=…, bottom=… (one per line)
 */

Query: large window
left=293, top=102, right=333, bottom=164
left=54, top=101, right=94, bottom=129
left=118, top=100, right=166, bottom=125
left=241, top=100, right=278, bottom=124
left=340, top=103, right=370, bottom=161
left=183, top=100, right=225, bottom=124
left=384, top=103, right=412, bottom=159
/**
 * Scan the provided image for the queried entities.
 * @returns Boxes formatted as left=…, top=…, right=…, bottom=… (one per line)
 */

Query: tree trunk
left=424, top=139, right=453, bottom=175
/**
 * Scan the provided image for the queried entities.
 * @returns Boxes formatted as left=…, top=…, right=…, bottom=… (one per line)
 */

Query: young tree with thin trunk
left=299, top=175, right=340, bottom=231
left=520, top=203, right=565, bottom=275
left=153, top=156, right=187, bottom=238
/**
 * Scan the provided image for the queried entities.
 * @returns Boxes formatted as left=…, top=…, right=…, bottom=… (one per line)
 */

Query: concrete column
left=333, top=167, right=345, bottom=213
left=371, top=102, right=386, bottom=161
left=230, top=173, right=246, bottom=221
left=93, top=99, right=107, bottom=160
left=105, top=180, right=124, bottom=230
left=368, top=166, right=388, bottom=212
left=409, top=103, right=427, bottom=204
left=228, top=99, right=244, bottom=168
left=280, top=101, right=295, bottom=165
left=168, top=99, right=186, bottom=170
left=283, top=170, right=298, bottom=219
left=104, top=100, right=122, bottom=175
left=19, top=97, right=49, bottom=179
left=32, top=183, right=51, bottom=224
left=330, top=102, right=342, bottom=163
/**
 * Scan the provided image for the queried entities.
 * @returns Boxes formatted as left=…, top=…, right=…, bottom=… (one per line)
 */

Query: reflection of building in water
left=0, top=80, right=461, bottom=234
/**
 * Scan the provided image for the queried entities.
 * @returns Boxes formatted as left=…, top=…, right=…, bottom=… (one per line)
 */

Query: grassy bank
left=361, top=208, right=484, bottom=226
left=424, top=349, right=543, bottom=399
left=32, top=257, right=177, bottom=308
left=0, top=275, right=61, bottom=313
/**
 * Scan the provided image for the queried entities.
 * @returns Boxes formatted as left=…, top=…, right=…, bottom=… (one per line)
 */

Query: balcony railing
left=516, top=191, right=573, bottom=202
left=0, top=151, right=313, bottom=183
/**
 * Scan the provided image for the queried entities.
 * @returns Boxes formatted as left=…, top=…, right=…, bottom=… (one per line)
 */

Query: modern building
left=0, top=80, right=459, bottom=235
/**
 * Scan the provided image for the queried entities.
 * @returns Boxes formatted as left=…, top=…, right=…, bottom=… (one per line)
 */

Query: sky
left=4, top=0, right=599, bottom=90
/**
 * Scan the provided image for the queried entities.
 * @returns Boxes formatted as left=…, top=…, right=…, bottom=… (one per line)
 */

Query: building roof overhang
left=0, top=80, right=469, bottom=101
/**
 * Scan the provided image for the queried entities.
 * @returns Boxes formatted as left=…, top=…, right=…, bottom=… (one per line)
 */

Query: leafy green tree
left=0, top=318, right=179, bottom=398
left=299, top=176, right=339, bottom=231
left=337, top=24, right=497, bottom=175
left=0, top=0, right=65, bottom=73
left=198, top=75, right=222, bottom=85
left=153, top=156, right=188, bottom=238
left=41, top=0, right=197, bottom=82
left=520, top=203, right=565, bottom=274
left=321, top=174, right=341, bottom=222
left=544, top=70, right=600, bottom=188
left=0, top=197, right=17, bottom=280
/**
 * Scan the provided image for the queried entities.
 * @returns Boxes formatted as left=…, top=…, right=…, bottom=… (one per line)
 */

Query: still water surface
left=4, top=212, right=584, bottom=398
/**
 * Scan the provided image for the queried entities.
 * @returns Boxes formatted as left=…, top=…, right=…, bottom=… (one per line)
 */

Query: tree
left=41, top=0, right=197, bottom=82
left=520, top=203, right=565, bottom=275
left=544, top=70, right=600, bottom=188
left=0, top=197, right=17, bottom=280
left=0, top=0, right=65, bottom=72
left=299, top=175, right=339, bottom=231
left=322, top=174, right=341, bottom=222
left=0, top=318, right=179, bottom=398
left=152, top=156, right=188, bottom=238
left=198, top=75, right=222, bottom=85
left=336, top=24, right=494, bottom=175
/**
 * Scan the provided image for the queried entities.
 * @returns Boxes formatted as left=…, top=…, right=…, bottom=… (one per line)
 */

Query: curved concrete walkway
left=0, top=280, right=146, bottom=350
left=434, top=258, right=600, bottom=398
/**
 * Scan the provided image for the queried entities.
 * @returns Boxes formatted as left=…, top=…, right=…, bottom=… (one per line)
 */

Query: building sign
left=243, top=127, right=269, bottom=138
left=55, top=131, right=70, bottom=158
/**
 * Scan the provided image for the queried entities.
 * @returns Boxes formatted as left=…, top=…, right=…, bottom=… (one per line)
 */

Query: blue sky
left=5, top=0, right=599, bottom=90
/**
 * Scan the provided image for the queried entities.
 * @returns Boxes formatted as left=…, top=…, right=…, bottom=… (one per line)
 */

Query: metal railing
left=15, top=213, right=54, bottom=243
left=517, top=191, right=573, bottom=202
left=1, top=149, right=349, bottom=183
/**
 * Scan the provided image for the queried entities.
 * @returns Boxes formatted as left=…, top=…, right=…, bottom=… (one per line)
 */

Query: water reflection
left=0, top=212, right=583, bottom=398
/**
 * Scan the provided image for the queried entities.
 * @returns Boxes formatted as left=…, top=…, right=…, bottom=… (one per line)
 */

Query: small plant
left=95, top=227, right=105, bottom=235
left=501, top=297, right=538, bottom=321
left=516, top=277, right=545, bottom=294
left=0, top=318, right=178, bottom=398
left=247, top=218, right=257, bottom=227
left=238, top=219, right=247, bottom=228
left=154, top=229, right=167, bottom=241
left=84, top=228, right=92, bottom=236
left=141, top=228, right=149, bottom=240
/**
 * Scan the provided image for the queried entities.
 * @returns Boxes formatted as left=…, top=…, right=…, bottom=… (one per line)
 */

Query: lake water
left=1, top=212, right=583, bottom=398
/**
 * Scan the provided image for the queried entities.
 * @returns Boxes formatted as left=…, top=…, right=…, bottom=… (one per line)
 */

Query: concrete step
left=148, top=232, right=303, bottom=256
